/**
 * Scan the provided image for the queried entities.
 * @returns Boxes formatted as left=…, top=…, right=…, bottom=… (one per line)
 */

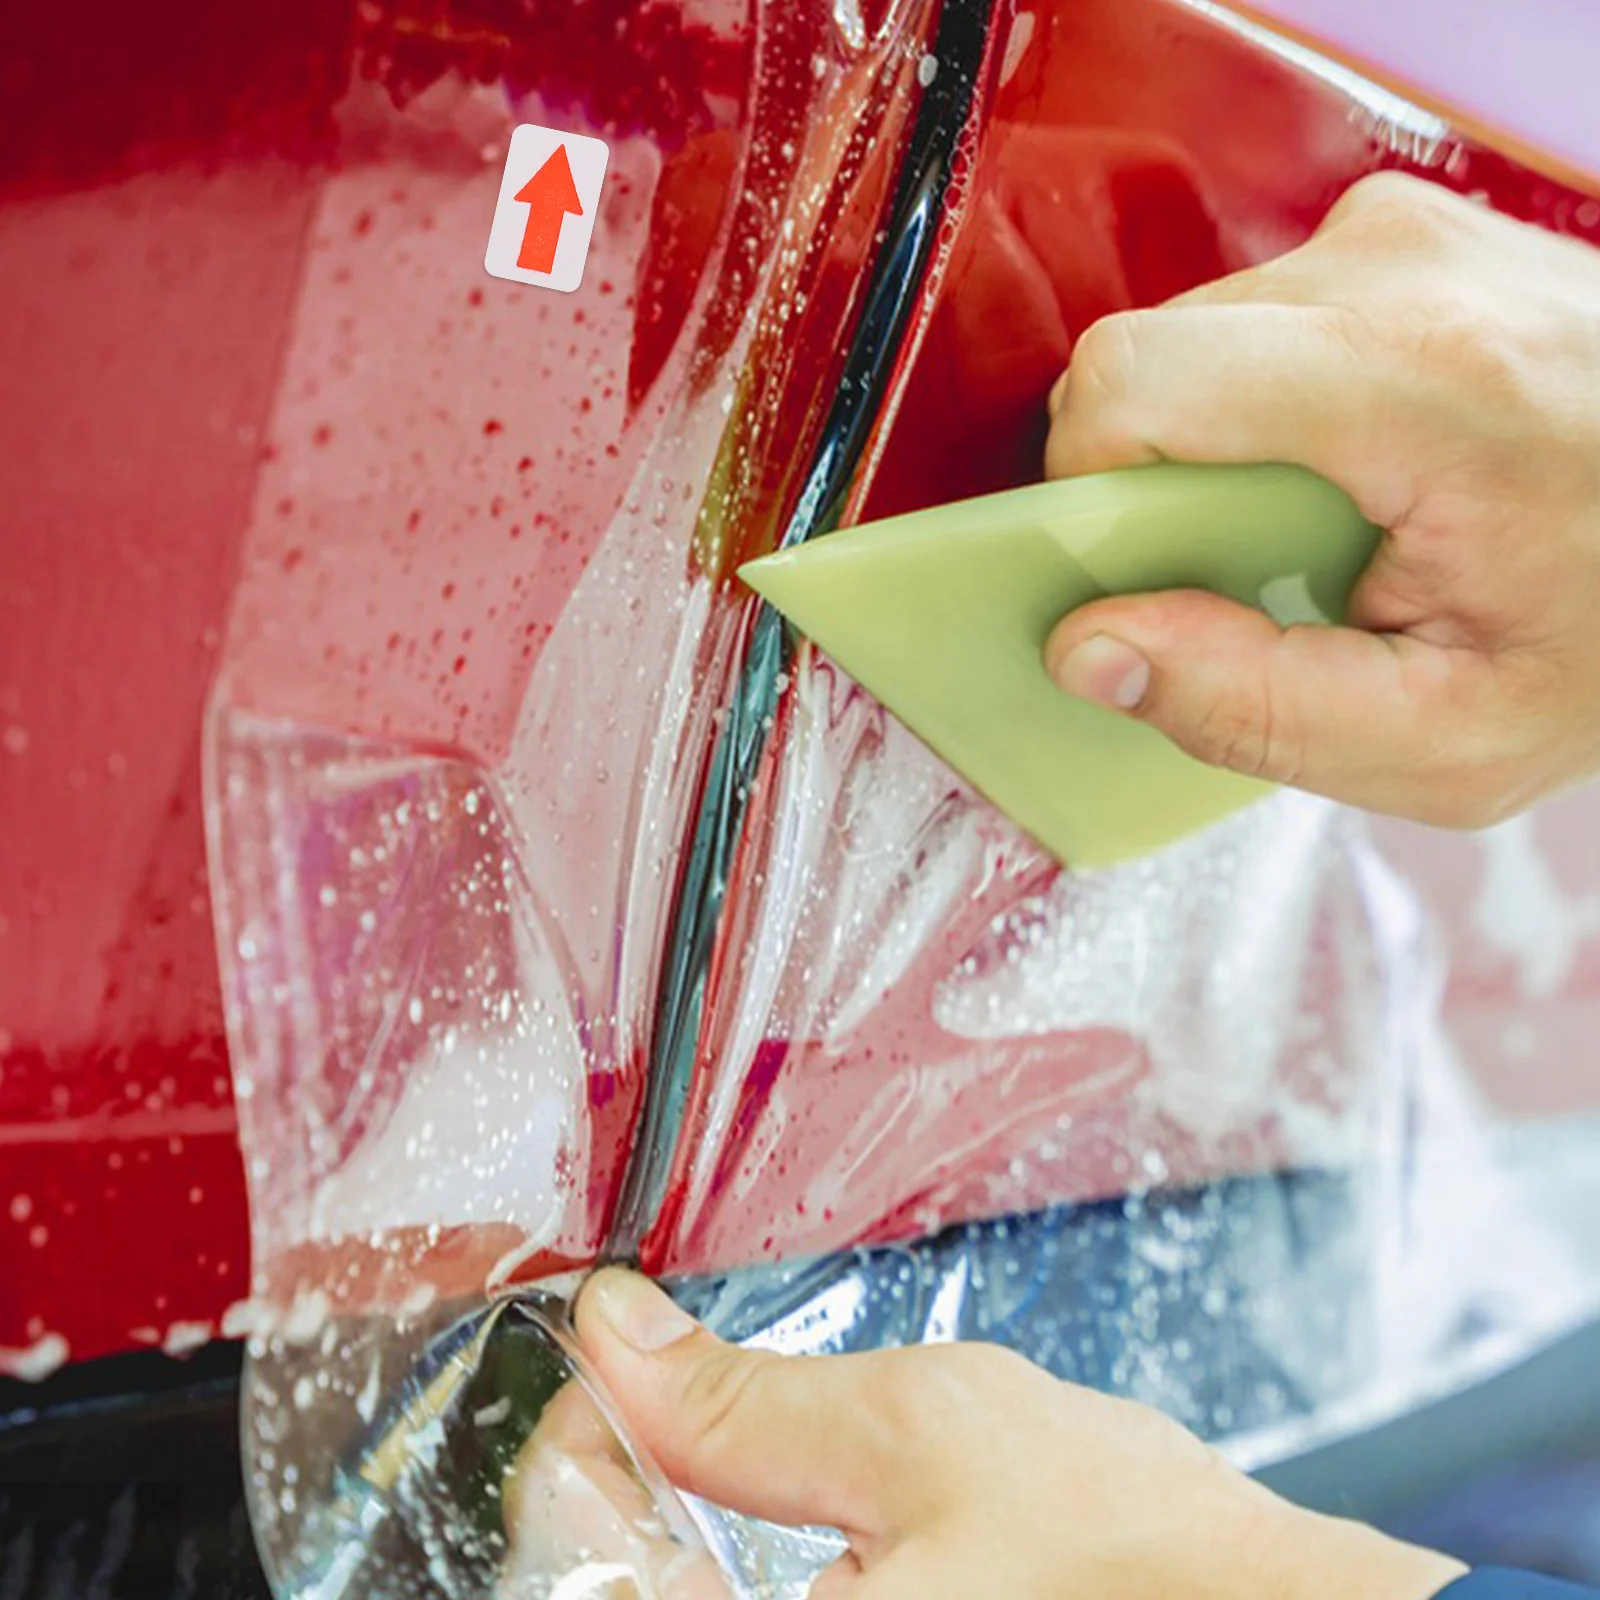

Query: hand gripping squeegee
left=739, top=463, right=1381, bottom=869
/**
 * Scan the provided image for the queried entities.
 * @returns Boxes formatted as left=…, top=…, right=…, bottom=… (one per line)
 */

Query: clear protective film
left=204, top=0, right=1600, bottom=1596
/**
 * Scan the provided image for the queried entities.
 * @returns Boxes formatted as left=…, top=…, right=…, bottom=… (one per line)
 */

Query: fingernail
left=1051, top=634, right=1151, bottom=710
left=589, top=1270, right=698, bottom=1353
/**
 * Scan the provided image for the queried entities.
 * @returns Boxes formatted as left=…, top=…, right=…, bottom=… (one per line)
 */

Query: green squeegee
left=739, top=463, right=1380, bottom=870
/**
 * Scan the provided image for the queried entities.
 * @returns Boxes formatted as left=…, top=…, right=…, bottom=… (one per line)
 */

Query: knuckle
left=677, top=1349, right=768, bottom=1467
left=1329, top=170, right=1455, bottom=237
left=1048, top=312, right=1154, bottom=476
left=1345, top=169, right=1426, bottom=209
left=1182, top=690, right=1299, bottom=785
left=1068, top=312, right=1143, bottom=413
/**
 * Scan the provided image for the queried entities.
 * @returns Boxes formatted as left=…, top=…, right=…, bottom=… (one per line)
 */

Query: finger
left=1043, top=304, right=1402, bottom=520
left=1163, top=173, right=1463, bottom=311
left=807, top=1550, right=868, bottom=1600
left=1045, top=254, right=1318, bottom=420
left=1044, top=175, right=1464, bottom=455
left=574, top=1270, right=905, bottom=1539
left=1044, top=589, right=1511, bottom=825
left=531, top=1366, right=639, bottom=1460
left=503, top=1376, right=732, bottom=1600
left=841, top=1542, right=998, bottom=1600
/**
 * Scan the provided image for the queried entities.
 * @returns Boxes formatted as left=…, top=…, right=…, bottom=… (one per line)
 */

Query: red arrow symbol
left=515, top=144, right=584, bottom=275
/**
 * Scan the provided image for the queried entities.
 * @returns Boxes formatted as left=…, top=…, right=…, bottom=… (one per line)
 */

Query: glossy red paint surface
left=209, top=0, right=953, bottom=1318
left=1, top=0, right=762, bottom=1365
left=3, top=0, right=1598, bottom=1363
left=0, top=0, right=346, bottom=1367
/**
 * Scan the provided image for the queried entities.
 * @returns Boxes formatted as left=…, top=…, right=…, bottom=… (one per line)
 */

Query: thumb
left=574, top=1269, right=899, bottom=1539
left=1044, top=589, right=1499, bottom=824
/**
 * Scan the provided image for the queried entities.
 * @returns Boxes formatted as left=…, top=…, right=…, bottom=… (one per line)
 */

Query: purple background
left=1255, top=0, right=1600, bottom=174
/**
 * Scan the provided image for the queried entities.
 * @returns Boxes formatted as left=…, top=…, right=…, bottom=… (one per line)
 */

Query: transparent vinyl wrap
left=204, top=1, right=1600, bottom=1595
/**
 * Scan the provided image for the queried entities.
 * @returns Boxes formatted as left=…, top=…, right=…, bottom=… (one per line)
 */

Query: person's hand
left=1043, top=170, right=1600, bottom=828
left=501, top=1361, right=730, bottom=1599
left=549, top=1268, right=1465, bottom=1600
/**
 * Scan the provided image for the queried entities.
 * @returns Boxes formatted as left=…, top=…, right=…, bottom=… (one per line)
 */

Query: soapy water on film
left=203, top=3, right=1600, bottom=1597
left=210, top=700, right=1600, bottom=1600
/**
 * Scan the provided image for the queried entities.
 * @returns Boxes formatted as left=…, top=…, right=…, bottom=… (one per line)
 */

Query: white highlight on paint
left=830, top=0, right=866, bottom=51
left=162, top=1320, right=215, bottom=1357
left=0, top=1332, right=69, bottom=1381
left=279, top=1287, right=334, bottom=1345
left=1000, top=12, right=1037, bottom=88
left=221, top=1297, right=272, bottom=1339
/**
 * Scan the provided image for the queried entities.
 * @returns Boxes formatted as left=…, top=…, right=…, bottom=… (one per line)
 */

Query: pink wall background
left=1255, top=0, right=1600, bottom=175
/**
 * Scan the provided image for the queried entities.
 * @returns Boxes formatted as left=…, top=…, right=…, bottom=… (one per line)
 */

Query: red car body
left=3, top=0, right=1599, bottom=1373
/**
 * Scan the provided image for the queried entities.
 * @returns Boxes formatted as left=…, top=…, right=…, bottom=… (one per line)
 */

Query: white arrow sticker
left=484, top=124, right=610, bottom=294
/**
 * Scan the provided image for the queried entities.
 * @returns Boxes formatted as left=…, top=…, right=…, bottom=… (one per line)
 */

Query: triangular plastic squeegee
left=740, top=463, right=1381, bottom=869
